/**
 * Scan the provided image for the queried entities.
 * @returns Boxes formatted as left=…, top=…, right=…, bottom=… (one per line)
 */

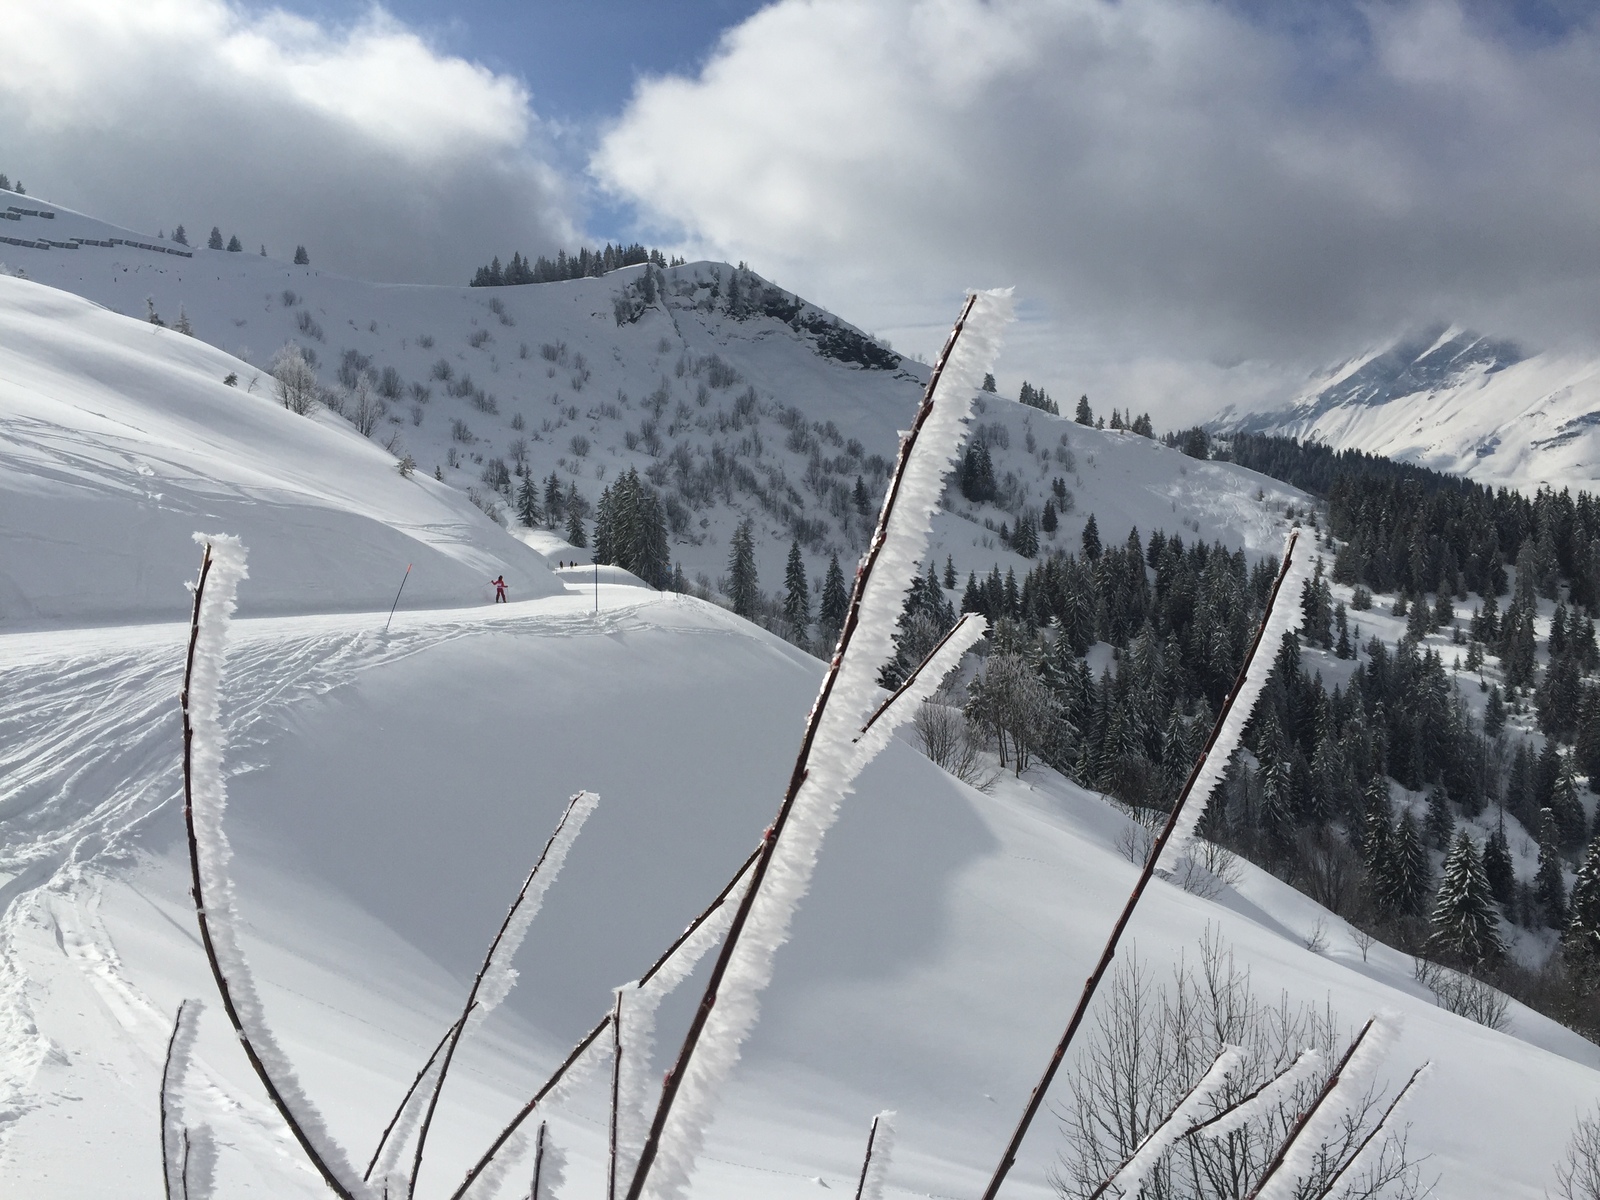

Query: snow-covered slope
left=0, top=274, right=560, bottom=627
left=7, top=583, right=1600, bottom=1199
left=1217, top=324, right=1600, bottom=491
left=6, top=195, right=1600, bottom=1199
left=0, top=193, right=1302, bottom=600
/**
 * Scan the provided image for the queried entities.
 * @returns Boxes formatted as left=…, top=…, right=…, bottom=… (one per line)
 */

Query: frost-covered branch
left=1315, top=1063, right=1429, bottom=1200
left=449, top=845, right=761, bottom=1200
left=625, top=290, right=1012, bottom=1200
left=181, top=535, right=370, bottom=1200
left=409, top=791, right=598, bottom=1195
left=1247, top=1015, right=1400, bottom=1200
left=980, top=529, right=1308, bottom=1200
left=852, top=1111, right=896, bottom=1200
left=161, top=999, right=204, bottom=1200
left=1186, top=1047, right=1324, bottom=1142
left=1088, top=1045, right=1246, bottom=1200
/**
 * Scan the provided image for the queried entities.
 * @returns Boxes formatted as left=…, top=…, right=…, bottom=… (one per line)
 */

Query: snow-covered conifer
left=1430, top=831, right=1504, bottom=965
left=1566, top=835, right=1600, bottom=967
left=1537, top=809, right=1570, bottom=927
left=727, top=518, right=758, bottom=617
left=783, top=539, right=810, bottom=633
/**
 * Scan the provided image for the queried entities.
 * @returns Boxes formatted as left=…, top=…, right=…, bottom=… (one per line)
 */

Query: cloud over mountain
left=0, top=0, right=577, bottom=283
left=596, top=0, right=1600, bottom=421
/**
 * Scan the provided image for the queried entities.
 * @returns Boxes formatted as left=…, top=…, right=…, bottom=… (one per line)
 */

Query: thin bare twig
left=363, top=1009, right=472, bottom=1180
left=1309, top=1063, right=1428, bottom=1200
left=449, top=845, right=763, bottom=1200
left=608, top=990, right=624, bottom=1200
left=409, top=792, right=593, bottom=1197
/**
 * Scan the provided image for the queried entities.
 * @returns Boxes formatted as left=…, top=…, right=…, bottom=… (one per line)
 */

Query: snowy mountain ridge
left=0, top=190, right=1303, bottom=625
left=1216, top=323, right=1600, bottom=492
left=3, top=191, right=1600, bottom=1198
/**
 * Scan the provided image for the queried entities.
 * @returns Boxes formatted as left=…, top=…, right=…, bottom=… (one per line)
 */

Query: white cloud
left=595, top=0, right=1600, bottom=425
left=0, top=0, right=577, bottom=283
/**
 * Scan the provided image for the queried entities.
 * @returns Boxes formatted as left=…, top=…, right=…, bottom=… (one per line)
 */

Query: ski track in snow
left=0, top=589, right=680, bottom=1158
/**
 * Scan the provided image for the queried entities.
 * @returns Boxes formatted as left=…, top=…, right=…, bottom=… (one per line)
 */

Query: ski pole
left=383, top=564, right=412, bottom=634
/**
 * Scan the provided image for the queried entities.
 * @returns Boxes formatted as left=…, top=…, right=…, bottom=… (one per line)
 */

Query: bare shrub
left=417, top=333, right=435, bottom=349
left=295, top=309, right=323, bottom=341
left=1412, top=958, right=1511, bottom=1031
left=468, top=328, right=491, bottom=348
left=348, top=381, right=384, bottom=437
left=271, top=344, right=318, bottom=415
left=1555, top=1108, right=1600, bottom=1200
left=1054, top=931, right=1430, bottom=1200
left=570, top=434, right=591, bottom=457
left=540, top=340, right=568, bottom=365
left=913, top=691, right=997, bottom=792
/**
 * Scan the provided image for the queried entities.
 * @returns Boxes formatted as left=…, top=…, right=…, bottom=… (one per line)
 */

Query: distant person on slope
left=491, top=575, right=508, bottom=603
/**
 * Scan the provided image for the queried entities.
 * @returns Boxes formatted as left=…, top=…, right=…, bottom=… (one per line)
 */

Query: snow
left=1220, top=330, right=1600, bottom=492
left=0, top=275, right=561, bottom=629
left=2, top=198, right=1599, bottom=1200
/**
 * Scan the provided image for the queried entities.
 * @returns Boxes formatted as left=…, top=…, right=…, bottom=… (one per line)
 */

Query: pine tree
left=1012, top=513, right=1039, bottom=558
left=173, top=306, right=193, bottom=336
left=1565, top=835, right=1600, bottom=966
left=565, top=507, right=586, bottom=548
left=820, top=553, right=849, bottom=642
left=1390, top=810, right=1430, bottom=917
left=1430, top=831, right=1505, bottom=964
left=517, top=474, right=541, bottom=527
left=1081, top=514, right=1101, bottom=561
left=544, top=472, right=565, bottom=522
left=853, top=475, right=871, bottom=516
left=728, top=518, right=758, bottom=618
left=208, top=226, right=223, bottom=250
left=1075, top=394, right=1093, bottom=426
left=1483, top=815, right=1515, bottom=906
left=783, top=540, right=810, bottom=634
left=1041, top=499, right=1058, bottom=535
left=226, top=234, right=242, bottom=252
left=943, top=555, right=957, bottom=590
left=1552, top=755, right=1589, bottom=848
left=172, top=225, right=188, bottom=246
left=1425, top=787, right=1454, bottom=850
left=1358, top=774, right=1395, bottom=906
left=1536, top=809, right=1569, bottom=927
left=294, top=245, right=310, bottom=265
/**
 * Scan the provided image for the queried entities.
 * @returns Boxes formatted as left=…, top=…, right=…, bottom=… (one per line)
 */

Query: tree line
left=470, top=243, right=680, bottom=287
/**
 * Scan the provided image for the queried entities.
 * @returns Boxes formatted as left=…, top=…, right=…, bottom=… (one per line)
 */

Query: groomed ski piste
left=3, top=252, right=1600, bottom=1197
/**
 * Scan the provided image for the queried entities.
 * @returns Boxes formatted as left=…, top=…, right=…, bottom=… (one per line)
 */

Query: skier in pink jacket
left=492, top=575, right=508, bottom=603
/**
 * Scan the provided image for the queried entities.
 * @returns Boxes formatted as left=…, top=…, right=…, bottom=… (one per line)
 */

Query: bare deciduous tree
left=1053, top=931, right=1430, bottom=1200
left=271, top=343, right=318, bottom=415
left=1555, top=1109, right=1600, bottom=1200
left=965, top=652, right=1061, bottom=774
